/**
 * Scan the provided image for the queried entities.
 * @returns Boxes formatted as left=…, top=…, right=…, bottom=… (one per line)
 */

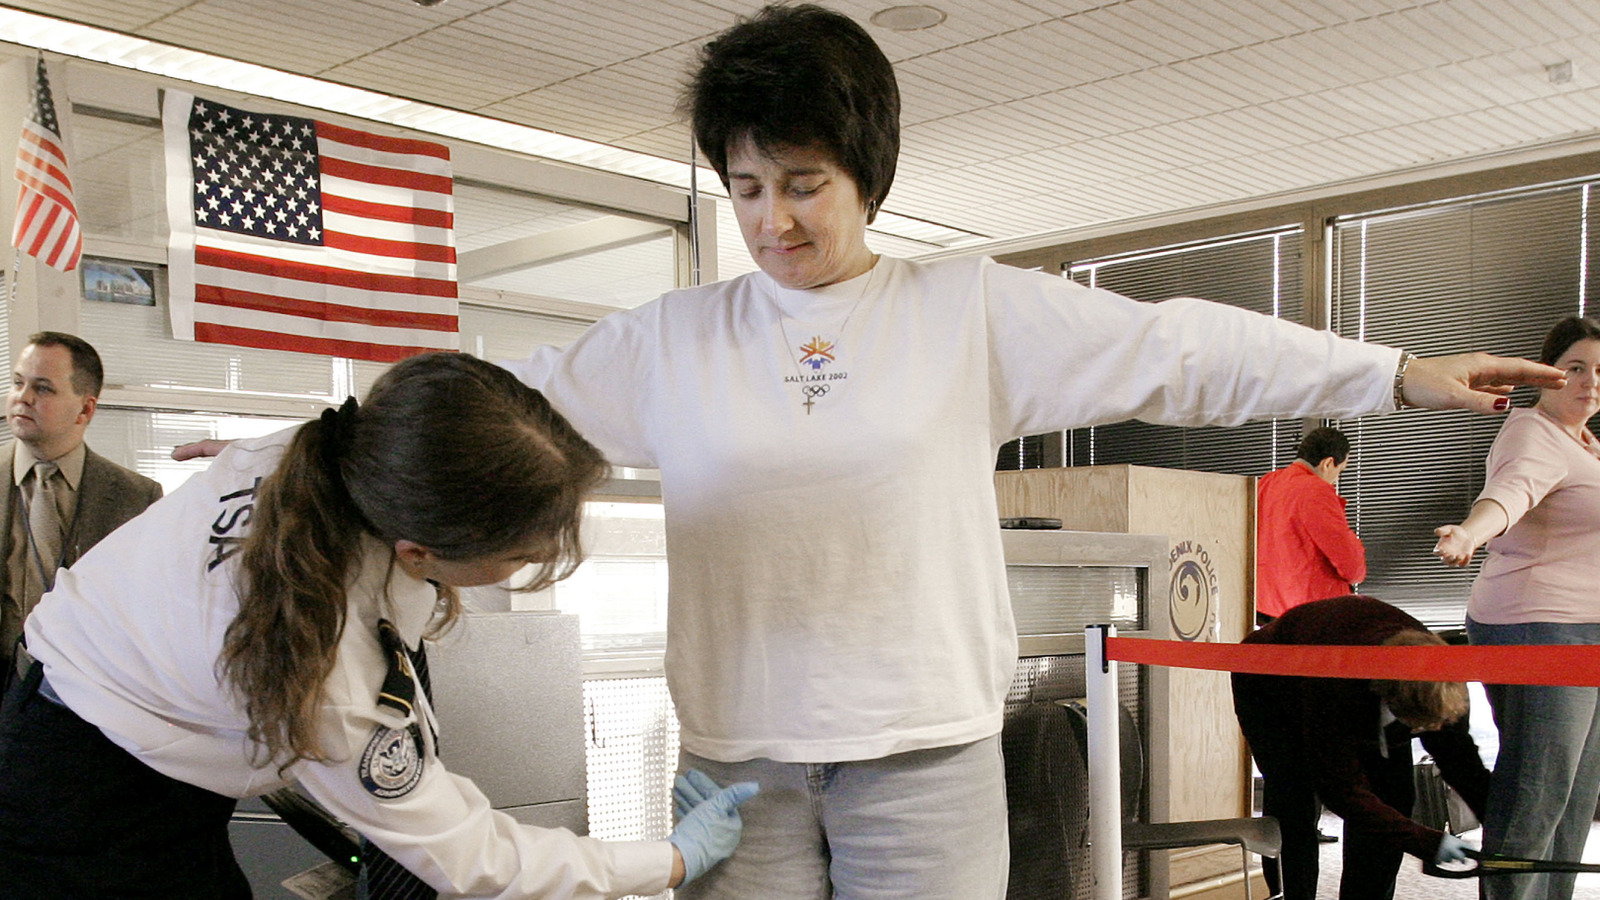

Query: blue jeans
left=676, top=736, right=1009, bottom=900
left=1467, top=618, right=1600, bottom=900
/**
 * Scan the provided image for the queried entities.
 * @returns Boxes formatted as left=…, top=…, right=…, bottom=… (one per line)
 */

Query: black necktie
left=359, top=630, right=438, bottom=900
left=411, top=643, right=431, bottom=706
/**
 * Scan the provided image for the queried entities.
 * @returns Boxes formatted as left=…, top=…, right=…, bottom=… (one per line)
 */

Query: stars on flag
left=189, top=99, right=323, bottom=245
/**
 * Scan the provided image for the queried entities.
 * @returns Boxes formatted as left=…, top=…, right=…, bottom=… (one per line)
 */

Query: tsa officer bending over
left=0, top=352, right=756, bottom=900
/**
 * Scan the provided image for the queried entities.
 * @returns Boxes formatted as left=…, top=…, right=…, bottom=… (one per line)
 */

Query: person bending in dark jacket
left=1232, top=595, right=1489, bottom=900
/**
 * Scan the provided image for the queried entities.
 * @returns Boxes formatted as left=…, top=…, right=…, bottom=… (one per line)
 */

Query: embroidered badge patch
left=359, top=725, right=424, bottom=799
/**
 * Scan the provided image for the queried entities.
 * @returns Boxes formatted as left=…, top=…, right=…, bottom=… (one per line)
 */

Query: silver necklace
left=772, top=260, right=878, bottom=414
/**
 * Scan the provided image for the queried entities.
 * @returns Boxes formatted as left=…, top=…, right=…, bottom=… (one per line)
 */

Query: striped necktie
left=24, top=460, right=63, bottom=611
left=359, top=637, right=438, bottom=900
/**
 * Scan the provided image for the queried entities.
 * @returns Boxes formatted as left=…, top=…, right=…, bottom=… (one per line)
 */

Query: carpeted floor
left=1313, top=815, right=1600, bottom=900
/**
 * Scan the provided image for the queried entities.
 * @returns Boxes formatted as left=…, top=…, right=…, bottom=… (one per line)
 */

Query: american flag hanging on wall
left=12, top=56, right=81, bottom=272
left=163, top=92, right=458, bottom=362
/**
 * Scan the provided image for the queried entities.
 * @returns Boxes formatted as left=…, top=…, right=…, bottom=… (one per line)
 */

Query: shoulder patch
left=359, top=725, right=425, bottom=799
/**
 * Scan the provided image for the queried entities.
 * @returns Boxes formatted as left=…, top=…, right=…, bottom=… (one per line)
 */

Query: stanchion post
left=1086, top=623, right=1121, bottom=900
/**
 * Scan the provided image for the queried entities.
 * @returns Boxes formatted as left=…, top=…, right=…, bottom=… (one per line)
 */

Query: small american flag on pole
left=12, top=56, right=81, bottom=272
left=163, top=92, right=458, bottom=362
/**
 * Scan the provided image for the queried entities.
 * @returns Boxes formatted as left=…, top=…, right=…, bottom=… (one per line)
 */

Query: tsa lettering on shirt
left=206, top=478, right=261, bottom=571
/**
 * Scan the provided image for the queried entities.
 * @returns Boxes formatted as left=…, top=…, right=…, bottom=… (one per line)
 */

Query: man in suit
left=1, top=332, right=162, bottom=677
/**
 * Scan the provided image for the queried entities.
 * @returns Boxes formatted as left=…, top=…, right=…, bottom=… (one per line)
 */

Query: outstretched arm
left=1433, top=500, right=1510, bottom=567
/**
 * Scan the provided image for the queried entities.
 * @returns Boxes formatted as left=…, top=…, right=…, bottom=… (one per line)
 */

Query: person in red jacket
left=1256, top=427, right=1366, bottom=625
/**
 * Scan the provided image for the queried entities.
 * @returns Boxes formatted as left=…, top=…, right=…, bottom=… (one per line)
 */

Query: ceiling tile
left=14, top=0, right=1600, bottom=252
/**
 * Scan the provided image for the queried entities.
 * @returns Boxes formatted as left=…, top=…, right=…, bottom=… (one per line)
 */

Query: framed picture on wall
left=81, top=256, right=162, bottom=307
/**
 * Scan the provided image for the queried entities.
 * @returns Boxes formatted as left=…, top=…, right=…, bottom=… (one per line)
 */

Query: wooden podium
left=997, top=465, right=1260, bottom=898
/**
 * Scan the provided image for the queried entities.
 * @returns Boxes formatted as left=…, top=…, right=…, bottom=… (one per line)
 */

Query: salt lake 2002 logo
left=798, top=336, right=836, bottom=370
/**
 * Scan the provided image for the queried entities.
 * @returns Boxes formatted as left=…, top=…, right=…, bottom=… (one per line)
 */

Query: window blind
left=1331, top=182, right=1597, bottom=628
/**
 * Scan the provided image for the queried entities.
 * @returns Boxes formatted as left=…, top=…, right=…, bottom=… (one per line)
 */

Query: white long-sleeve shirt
left=504, top=255, right=1397, bottom=764
left=26, top=428, right=672, bottom=900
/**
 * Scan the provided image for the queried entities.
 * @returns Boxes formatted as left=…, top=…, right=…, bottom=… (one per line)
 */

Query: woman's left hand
left=1400, top=353, right=1565, bottom=413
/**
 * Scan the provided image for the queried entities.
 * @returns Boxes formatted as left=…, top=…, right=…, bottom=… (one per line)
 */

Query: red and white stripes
left=11, top=58, right=80, bottom=272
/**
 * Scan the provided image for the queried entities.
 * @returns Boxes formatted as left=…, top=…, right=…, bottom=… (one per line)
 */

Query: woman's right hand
left=1435, top=832, right=1473, bottom=864
left=1402, top=353, right=1565, bottom=413
left=1432, top=524, right=1479, bottom=567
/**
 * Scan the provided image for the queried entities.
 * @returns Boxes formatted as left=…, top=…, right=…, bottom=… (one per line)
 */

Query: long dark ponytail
left=221, top=352, right=608, bottom=767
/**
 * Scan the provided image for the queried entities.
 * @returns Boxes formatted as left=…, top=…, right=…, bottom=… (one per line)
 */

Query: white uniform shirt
left=503, top=255, right=1397, bottom=763
left=26, top=429, right=672, bottom=900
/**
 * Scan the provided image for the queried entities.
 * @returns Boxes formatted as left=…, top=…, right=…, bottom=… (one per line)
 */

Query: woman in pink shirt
left=1434, top=315, right=1600, bottom=900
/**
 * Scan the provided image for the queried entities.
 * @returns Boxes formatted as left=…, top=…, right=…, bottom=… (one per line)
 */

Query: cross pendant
left=802, top=395, right=816, bottom=414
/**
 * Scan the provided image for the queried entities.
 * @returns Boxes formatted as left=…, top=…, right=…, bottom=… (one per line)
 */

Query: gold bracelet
left=1393, top=351, right=1417, bottom=410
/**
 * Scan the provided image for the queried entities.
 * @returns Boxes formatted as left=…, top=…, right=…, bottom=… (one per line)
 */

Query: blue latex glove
left=673, top=768, right=722, bottom=818
left=667, top=770, right=759, bottom=885
left=1435, top=832, right=1472, bottom=865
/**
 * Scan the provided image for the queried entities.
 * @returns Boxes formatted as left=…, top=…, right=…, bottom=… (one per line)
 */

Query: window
left=1331, top=181, right=1598, bottom=627
left=57, top=93, right=686, bottom=488
left=454, top=180, right=678, bottom=311
left=483, top=498, right=670, bottom=672
left=1070, top=229, right=1304, bottom=476
left=85, top=409, right=299, bottom=496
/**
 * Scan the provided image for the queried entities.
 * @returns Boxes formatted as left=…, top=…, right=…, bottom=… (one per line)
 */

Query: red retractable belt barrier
left=1105, top=636, right=1600, bottom=686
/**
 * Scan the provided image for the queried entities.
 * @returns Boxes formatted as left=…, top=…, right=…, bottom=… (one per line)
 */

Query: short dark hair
left=687, top=4, right=900, bottom=223
left=1539, top=316, right=1600, bottom=366
left=1373, top=630, right=1469, bottom=732
left=27, top=331, right=104, bottom=397
left=1295, top=426, right=1350, bottom=467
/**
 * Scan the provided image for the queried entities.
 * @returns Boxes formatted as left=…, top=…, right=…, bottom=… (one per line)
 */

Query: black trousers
left=0, top=662, right=251, bottom=899
left=1235, top=673, right=1416, bottom=900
